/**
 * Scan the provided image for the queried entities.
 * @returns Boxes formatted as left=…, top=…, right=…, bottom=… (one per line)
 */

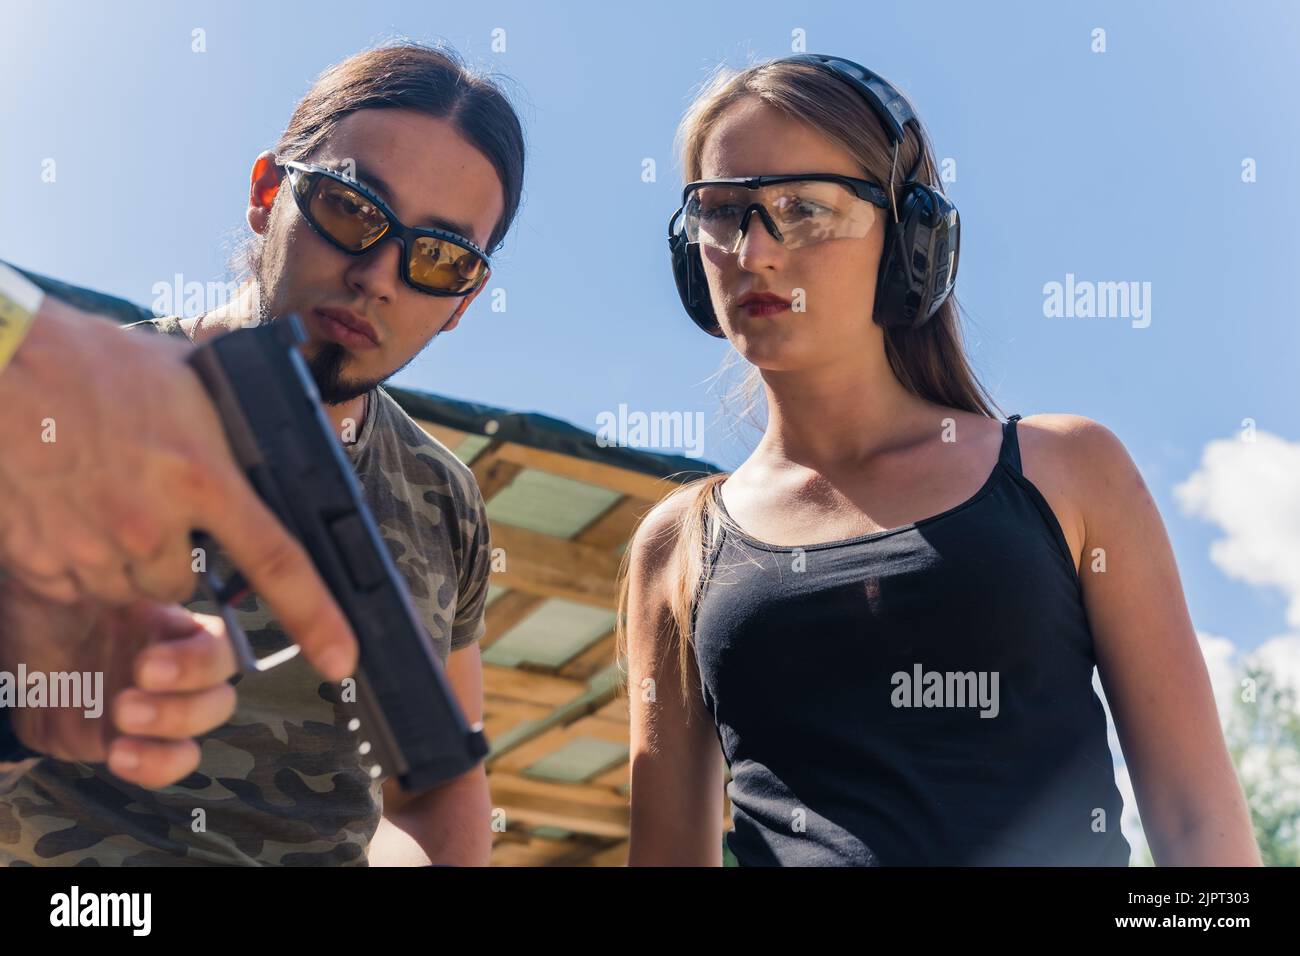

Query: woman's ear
left=246, top=151, right=283, bottom=236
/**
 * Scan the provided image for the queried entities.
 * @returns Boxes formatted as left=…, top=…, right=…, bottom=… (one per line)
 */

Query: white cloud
left=1173, top=430, right=1300, bottom=627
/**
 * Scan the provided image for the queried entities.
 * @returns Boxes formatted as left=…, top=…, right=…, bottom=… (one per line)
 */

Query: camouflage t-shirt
left=0, top=315, right=491, bottom=866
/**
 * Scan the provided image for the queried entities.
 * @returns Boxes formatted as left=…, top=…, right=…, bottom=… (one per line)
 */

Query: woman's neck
left=756, top=353, right=945, bottom=472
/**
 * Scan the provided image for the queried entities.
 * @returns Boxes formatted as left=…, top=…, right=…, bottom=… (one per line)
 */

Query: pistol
left=184, top=314, right=489, bottom=792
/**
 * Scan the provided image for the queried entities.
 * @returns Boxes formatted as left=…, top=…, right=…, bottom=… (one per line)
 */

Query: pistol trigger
left=218, top=572, right=249, bottom=605
left=224, top=610, right=258, bottom=676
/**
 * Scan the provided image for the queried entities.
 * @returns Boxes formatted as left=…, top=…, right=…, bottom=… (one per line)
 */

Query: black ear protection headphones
left=667, top=53, right=960, bottom=337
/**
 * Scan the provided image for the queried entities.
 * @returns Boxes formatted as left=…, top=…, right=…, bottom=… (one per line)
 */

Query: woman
left=618, top=54, right=1259, bottom=866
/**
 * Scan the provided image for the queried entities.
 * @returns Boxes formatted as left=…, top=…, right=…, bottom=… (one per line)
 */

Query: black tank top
left=692, top=415, right=1131, bottom=866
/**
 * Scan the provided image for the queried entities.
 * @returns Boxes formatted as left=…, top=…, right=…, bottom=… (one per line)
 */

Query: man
left=0, top=40, right=525, bottom=866
left=0, top=271, right=358, bottom=789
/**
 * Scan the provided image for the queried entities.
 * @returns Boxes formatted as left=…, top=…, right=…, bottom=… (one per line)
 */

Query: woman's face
left=696, top=96, right=887, bottom=371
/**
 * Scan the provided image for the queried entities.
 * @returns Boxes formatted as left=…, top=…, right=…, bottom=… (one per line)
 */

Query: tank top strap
left=691, top=483, right=728, bottom=639
left=999, top=414, right=1024, bottom=475
left=703, top=481, right=727, bottom=560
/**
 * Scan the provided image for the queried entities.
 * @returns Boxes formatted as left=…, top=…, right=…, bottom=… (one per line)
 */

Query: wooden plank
left=557, top=629, right=616, bottom=680
left=490, top=835, right=578, bottom=867
left=483, top=697, right=552, bottom=741
left=490, top=522, right=620, bottom=608
left=490, top=713, right=628, bottom=775
left=574, top=495, right=654, bottom=550
left=585, top=842, right=630, bottom=867
left=490, top=827, right=531, bottom=847
left=590, top=761, right=629, bottom=792
left=591, top=695, right=629, bottom=725
left=488, top=772, right=629, bottom=839
left=482, top=664, right=586, bottom=708
left=469, top=440, right=525, bottom=501
left=483, top=697, right=552, bottom=723
left=544, top=837, right=627, bottom=867
left=495, top=443, right=694, bottom=502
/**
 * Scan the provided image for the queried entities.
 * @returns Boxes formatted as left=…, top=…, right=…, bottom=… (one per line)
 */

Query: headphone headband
left=778, top=54, right=915, bottom=146
left=778, top=54, right=931, bottom=187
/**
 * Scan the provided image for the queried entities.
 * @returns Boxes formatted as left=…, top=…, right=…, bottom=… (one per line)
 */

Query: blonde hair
left=615, top=57, right=1003, bottom=712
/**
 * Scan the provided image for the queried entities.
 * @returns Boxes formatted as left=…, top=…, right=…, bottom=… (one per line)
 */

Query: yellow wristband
left=0, top=263, right=46, bottom=377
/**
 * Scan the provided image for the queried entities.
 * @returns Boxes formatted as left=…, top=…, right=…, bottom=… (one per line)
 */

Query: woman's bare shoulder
left=1014, top=414, right=1143, bottom=556
left=627, top=480, right=715, bottom=579
left=1016, top=413, right=1132, bottom=471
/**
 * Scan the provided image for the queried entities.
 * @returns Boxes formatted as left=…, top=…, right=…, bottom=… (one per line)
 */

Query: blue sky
left=3, top=0, right=1298, bottom=672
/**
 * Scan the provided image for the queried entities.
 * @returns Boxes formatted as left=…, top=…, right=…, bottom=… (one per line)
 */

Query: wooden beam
left=488, top=772, right=629, bottom=839
left=592, top=695, right=629, bottom=724
left=469, top=439, right=525, bottom=501
left=544, top=836, right=628, bottom=867
left=490, top=712, right=628, bottom=775
left=574, top=495, right=654, bottom=551
left=591, top=761, right=629, bottom=792
left=557, top=629, right=616, bottom=680
left=489, top=522, right=620, bottom=608
left=495, top=443, right=696, bottom=502
left=482, top=664, right=586, bottom=709
left=490, top=835, right=581, bottom=866
left=585, top=842, right=630, bottom=867
left=483, top=697, right=553, bottom=742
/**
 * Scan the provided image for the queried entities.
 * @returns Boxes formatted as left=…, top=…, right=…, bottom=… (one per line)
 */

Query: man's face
left=249, top=108, right=505, bottom=404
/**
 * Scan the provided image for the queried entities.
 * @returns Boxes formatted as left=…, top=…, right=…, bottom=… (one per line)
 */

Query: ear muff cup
left=668, top=230, right=725, bottom=337
left=873, top=182, right=960, bottom=330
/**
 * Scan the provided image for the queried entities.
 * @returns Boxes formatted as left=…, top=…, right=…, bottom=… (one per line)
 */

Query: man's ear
left=247, top=151, right=284, bottom=236
left=440, top=281, right=488, bottom=333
